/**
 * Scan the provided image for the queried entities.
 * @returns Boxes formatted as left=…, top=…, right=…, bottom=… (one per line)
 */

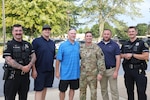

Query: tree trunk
left=98, top=21, right=105, bottom=41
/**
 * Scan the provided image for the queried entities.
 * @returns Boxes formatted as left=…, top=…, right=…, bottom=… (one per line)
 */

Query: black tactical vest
left=11, top=40, right=31, bottom=66
left=122, top=39, right=147, bottom=70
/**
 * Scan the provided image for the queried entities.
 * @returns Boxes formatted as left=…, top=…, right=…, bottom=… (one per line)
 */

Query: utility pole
left=148, top=8, right=150, bottom=35
left=67, top=10, right=70, bottom=31
left=2, top=0, right=6, bottom=48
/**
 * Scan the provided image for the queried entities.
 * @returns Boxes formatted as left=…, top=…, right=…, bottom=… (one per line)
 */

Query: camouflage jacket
left=80, top=43, right=106, bottom=75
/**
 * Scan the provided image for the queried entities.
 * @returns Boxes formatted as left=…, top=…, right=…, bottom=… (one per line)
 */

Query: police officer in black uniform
left=3, top=24, right=36, bottom=100
left=120, top=26, right=149, bottom=100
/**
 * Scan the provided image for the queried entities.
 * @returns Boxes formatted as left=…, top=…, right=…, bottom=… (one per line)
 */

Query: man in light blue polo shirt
left=55, top=28, right=80, bottom=100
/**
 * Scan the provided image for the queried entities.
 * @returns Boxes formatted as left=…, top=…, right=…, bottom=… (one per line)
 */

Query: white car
left=55, top=41, right=65, bottom=49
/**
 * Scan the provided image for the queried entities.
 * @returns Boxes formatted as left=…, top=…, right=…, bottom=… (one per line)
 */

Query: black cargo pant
left=123, top=65, right=147, bottom=100
left=4, top=72, right=30, bottom=100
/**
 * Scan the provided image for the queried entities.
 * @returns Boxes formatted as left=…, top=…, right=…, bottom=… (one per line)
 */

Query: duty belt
left=8, top=70, right=27, bottom=80
left=14, top=69, right=26, bottom=75
left=128, top=64, right=141, bottom=69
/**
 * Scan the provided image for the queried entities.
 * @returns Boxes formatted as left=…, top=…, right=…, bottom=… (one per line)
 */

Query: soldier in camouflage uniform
left=80, top=31, right=106, bottom=100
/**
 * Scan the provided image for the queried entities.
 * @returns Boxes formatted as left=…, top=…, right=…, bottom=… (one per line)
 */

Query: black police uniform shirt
left=3, top=38, right=34, bottom=66
left=120, top=38, right=149, bottom=65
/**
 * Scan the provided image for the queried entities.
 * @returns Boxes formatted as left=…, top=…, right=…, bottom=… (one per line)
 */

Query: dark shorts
left=59, top=79, right=79, bottom=92
left=34, top=70, right=54, bottom=91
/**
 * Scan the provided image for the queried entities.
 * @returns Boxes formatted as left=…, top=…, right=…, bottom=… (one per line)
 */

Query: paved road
left=0, top=57, right=150, bottom=99
left=0, top=58, right=59, bottom=97
left=0, top=72, right=150, bottom=100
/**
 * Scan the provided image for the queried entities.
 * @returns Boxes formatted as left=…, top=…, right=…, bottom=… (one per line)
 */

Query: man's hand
left=97, top=74, right=102, bottom=81
left=31, top=69, right=37, bottom=79
left=55, top=71, right=60, bottom=79
left=21, top=65, right=31, bottom=73
left=113, top=71, right=118, bottom=79
left=123, top=53, right=132, bottom=60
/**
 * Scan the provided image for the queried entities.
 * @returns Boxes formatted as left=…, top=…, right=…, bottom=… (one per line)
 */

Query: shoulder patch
left=4, top=45, right=7, bottom=51
left=144, top=42, right=149, bottom=48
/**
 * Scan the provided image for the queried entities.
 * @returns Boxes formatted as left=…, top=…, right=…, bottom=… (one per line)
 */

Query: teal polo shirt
left=56, top=40, right=80, bottom=80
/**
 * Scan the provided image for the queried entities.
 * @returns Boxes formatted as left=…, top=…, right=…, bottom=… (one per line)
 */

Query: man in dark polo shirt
left=32, top=24, right=55, bottom=100
left=97, top=29, right=121, bottom=100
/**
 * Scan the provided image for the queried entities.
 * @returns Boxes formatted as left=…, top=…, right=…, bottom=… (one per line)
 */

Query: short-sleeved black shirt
left=120, top=38, right=149, bottom=54
left=3, top=38, right=34, bottom=65
left=120, top=38, right=149, bottom=65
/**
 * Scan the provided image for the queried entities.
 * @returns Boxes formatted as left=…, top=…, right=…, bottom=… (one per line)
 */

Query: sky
left=122, top=0, right=150, bottom=26
left=79, top=0, right=150, bottom=28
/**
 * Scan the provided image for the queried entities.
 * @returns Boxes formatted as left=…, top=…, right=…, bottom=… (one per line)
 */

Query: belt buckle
left=21, top=71, right=25, bottom=75
left=108, top=67, right=112, bottom=69
left=129, top=64, right=133, bottom=69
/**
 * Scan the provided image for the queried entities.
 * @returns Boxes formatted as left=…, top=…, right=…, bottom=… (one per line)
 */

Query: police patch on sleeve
left=4, top=45, right=7, bottom=51
left=144, top=42, right=149, bottom=48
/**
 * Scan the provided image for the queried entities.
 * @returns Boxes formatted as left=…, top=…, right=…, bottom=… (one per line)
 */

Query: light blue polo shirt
left=56, top=40, right=80, bottom=80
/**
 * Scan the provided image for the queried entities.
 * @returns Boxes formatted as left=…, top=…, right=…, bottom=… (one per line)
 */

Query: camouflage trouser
left=80, top=72, right=97, bottom=100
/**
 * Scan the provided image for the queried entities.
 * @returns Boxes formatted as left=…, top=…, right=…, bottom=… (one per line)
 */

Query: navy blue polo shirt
left=32, top=36, right=55, bottom=72
left=97, top=40, right=120, bottom=69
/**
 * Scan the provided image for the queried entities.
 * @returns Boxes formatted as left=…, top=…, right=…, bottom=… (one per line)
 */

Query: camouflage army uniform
left=80, top=43, right=105, bottom=100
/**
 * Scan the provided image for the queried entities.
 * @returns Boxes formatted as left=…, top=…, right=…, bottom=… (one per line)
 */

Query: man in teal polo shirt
left=55, top=28, right=80, bottom=100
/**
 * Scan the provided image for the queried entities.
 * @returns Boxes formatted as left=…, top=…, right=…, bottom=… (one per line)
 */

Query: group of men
left=2, top=24, right=149, bottom=100
left=3, top=24, right=55, bottom=100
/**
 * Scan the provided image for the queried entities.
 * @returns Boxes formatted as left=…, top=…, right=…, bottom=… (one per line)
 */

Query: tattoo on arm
left=5, top=56, right=23, bottom=70
left=29, top=53, right=36, bottom=68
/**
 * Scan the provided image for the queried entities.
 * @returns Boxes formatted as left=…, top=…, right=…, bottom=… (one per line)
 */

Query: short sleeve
left=3, top=41, right=12, bottom=58
left=141, top=41, right=149, bottom=52
left=56, top=44, right=63, bottom=61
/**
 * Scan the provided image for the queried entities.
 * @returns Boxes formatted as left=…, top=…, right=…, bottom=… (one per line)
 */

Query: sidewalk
left=0, top=72, right=150, bottom=100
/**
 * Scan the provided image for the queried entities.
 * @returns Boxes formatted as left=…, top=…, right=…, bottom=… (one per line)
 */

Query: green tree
left=91, top=24, right=99, bottom=38
left=78, top=28, right=84, bottom=34
left=3, top=0, right=76, bottom=39
left=136, top=23, right=148, bottom=36
left=148, top=24, right=150, bottom=35
left=0, top=0, right=2, bottom=28
left=79, top=0, right=143, bottom=40
left=104, top=22, right=115, bottom=36
left=83, top=26, right=90, bottom=33
left=114, top=28, right=128, bottom=40
left=91, top=22, right=117, bottom=38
